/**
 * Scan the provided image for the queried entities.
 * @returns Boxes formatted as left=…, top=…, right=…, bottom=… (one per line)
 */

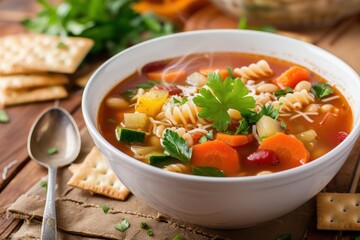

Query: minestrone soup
left=98, top=52, right=353, bottom=177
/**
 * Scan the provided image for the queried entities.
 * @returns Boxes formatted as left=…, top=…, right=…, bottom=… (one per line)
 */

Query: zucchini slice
left=145, top=152, right=175, bottom=167
left=115, top=127, right=145, bottom=144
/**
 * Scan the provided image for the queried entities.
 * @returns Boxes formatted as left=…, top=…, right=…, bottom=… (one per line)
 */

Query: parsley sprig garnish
left=193, top=72, right=255, bottom=131
left=311, top=82, right=333, bottom=99
left=162, top=129, right=192, bottom=164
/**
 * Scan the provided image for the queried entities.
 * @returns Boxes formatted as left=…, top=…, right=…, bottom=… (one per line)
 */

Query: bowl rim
left=83, top=29, right=360, bottom=183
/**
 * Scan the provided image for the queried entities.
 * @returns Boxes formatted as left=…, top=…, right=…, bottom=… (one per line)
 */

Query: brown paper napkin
left=7, top=128, right=315, bottom=240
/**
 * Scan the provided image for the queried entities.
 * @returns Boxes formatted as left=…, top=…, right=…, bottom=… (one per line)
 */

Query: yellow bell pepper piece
left=135, top=89, right=169, bottom=117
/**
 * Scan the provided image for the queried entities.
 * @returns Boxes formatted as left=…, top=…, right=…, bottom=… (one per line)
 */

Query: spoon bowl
left=27, top=106, right=81, bottom=240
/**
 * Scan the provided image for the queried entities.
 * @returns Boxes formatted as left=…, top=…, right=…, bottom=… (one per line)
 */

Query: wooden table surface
left=1, top=1, right=360, bottom=239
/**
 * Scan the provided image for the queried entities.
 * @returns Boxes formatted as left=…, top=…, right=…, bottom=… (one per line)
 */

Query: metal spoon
left=27, top=106, right=81, bottom=240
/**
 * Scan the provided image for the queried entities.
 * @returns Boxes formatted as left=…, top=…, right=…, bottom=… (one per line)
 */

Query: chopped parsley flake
left=40, top=181, right=48, bottom=191
left=206, top=130, right=214, bottom=140
left=114, top=219, right=130, bottom=232
left=121, top=90, right=135, bottom=100
left=244, top=104, right=280, bottom=124
left=173, top=96, right=188, bottom=105
left=47, top=147, right=58, bottom=155
left=146, top=229, right=154, bottom=236
left=135, top=81, right=156, bottom=89
left=140, top=221, right=148, bottom=229
left=235, top=118, right=249, bottom=135
left=173, top=97, right=181, bottom=104
left=274, top=87, right=293, bottom=99
left=173, top=234, right=181, bottom=240
left=192, top=166, right=225, bottom=177
left=193, top=72, right=255, bottom=131
left=101, top=205, right=110, bottom=214
left=198, top=135, right=208, bottom=144
left=0, top=109, right=10, bottom=123
left=311, top=82, right=333, bottom=99
left=107, top=118, right=116, bottom=123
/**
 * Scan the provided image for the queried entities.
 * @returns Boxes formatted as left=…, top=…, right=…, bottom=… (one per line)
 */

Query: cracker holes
left=330, top=198, right=334, bottom=203
left=355, top=202, right=360, bottom=207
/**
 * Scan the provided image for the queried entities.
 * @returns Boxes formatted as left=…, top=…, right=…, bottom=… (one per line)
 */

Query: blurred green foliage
left=23, top=0, right=175, bottom=55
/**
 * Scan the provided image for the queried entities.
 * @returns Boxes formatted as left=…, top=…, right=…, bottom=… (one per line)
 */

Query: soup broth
left=98, top=52, right=352, bottom=177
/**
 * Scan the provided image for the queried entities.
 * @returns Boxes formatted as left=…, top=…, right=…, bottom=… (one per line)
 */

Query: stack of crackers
left=0, top=33, right=93, bottom=107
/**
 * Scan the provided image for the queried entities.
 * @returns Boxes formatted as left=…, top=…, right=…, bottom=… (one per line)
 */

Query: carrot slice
left=199, top=67, right=229, bottom=80
left=191, top=140, right=240, bottom=176
left=275, top=66, right=310, bottom=88
left=259, top=133, right=310, bottom=169
left=147, top=70, right=187, bottom=83
left=216, top=133, right=254, bottom=147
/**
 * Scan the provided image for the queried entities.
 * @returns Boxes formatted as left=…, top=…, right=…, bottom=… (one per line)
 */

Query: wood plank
left=0, top=216, right=22, bottom=240
left=0, top=160, right=46, bottom=207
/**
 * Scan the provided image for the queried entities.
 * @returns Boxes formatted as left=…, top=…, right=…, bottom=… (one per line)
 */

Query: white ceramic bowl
left=83, top=30, right=360, bottom=228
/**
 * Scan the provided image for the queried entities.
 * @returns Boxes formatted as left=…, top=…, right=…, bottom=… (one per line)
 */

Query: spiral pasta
left=273, top=89, right=315, bottom=112
left=152, top=124, right=194, bottom=147
left=250, top=92, right=276, bottom=107
left=234, top=60, right=273, bottom=81
left=164, top=163, right=191, bottom=174
left=162, top=99, right=208, bottom=126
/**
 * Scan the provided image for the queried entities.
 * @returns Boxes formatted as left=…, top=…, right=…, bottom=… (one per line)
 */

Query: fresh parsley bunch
left=23, top=0, right=175, bottom=55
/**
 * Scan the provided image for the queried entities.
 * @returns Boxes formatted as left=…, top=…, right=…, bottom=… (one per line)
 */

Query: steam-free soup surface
left=98, top=52, right=352, bottom=177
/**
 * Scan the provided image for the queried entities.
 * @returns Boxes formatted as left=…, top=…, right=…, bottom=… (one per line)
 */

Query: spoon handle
left=41, top=166, right=58, bottom=240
